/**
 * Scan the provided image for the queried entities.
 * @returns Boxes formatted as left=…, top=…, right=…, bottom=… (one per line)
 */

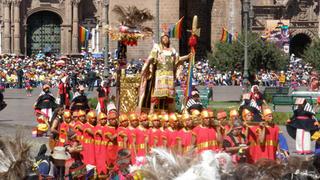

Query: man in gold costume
left=137, top=32, right=190, bottom=113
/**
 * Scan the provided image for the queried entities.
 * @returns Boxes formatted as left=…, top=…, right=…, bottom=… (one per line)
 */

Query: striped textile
left=240, top=99, right=261, bottom=112
left=186, top=98, right=202, bottom=110
left=294, top=102, right=315, bottom=114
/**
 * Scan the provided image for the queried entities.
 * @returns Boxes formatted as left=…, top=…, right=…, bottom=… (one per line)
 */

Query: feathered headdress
left=112, top=5, right=154, bottom=32
left=131, top=148, right=223, bottom=180
left=0, top=132, right=32, bottom=179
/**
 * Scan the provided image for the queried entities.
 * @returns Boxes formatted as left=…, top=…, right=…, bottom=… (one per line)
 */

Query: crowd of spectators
left=0, top=53, right=315, bottom=91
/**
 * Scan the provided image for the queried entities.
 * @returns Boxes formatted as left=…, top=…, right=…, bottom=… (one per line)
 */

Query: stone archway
left=26, top=11, right=63, bottom=56
left=290, top=31, right=313, bottom=58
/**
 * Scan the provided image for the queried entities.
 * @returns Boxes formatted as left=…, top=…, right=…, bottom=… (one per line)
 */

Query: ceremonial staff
left=185, top=16, right=200, bottom=106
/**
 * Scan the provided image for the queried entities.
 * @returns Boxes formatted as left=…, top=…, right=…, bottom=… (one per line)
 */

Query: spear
left=184, top=16, right=200, bottom=106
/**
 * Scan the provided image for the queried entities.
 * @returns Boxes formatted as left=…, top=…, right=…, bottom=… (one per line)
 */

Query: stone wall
left=3, top=0, right=313, bottom=57
left=211, top=0, right=242, bottom=49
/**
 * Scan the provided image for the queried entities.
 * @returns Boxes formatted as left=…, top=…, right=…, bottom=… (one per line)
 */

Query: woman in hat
left=249, top=85, right=267, bottom=111
left=286, top=98, right=319, bottom=154
left=50, top=107, right=64, bottom=149
left=70, top=85, right=89, bottom=112
left=34, top=84, right=57, bottom=121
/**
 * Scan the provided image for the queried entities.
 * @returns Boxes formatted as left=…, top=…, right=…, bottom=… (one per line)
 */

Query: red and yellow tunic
left=94, top=124, right=107, bottom=174
left=261, top=124, right=279, bottom=160
left=127, top=127, right=136, bottom=164
left=158, top=128, right=167, bottom=147
left=165, top=128, right=176, bottom=149
left=148, top=128, right=160, bottom=150
left=82, top=123, right=95, bottom=165
left=193, top=125, right=219, bottom=153
left=117, top=126, right=129, bottom=150
left=105, top=126, right=118, bottom=167
left=73, top=121, right=84, bottom=144
left=179, top=128, right=193, bottom=154
left=57, top=122, right=69, bottom=146
left=246, top=125, right=261, bottom=163
left=134, top=126, right=148, bottom=157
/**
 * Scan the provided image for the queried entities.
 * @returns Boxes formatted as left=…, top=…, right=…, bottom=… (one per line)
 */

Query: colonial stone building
left=0, top=0, right=318, bottom=58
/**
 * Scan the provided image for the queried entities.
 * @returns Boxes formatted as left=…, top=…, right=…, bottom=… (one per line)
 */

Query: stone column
left=96, top=28, right=99, bottom=52
left=71, top=0, right=80, bottom=54
left=3, top=0, right=11, bottom=54
left=100, top=3, right=107, bottom=53
left=64, top=0, right=73, bottom=54
left=13, top=0, right=21, bottom=55
left=91, top=28, right=95, bottom=51
left=0, top=24, right=2, bottom=54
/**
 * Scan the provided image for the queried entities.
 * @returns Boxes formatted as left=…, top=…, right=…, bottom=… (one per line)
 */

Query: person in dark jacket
left=185, top=89, right=203, bottom=113
left=70, top=85, right=89, bottom=112
left=239, top=93, right=262, bottom=122
left=0, top=91, right=7, bottom=111
left=16, top=67, right=24, bottom=89
left=87, top=69, right=96, bottom=91
left=35, top=84, right=57, bottom=121
left=70, top=70, right=78, bottom=93
left=286, top=98, right=319, bottom=154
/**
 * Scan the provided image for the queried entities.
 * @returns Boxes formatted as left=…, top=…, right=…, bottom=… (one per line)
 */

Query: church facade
left=0, top=0, right=318, bottom=58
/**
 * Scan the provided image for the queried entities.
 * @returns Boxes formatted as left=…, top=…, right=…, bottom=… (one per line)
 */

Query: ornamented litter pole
left=105, top=25, right=152, bottom=113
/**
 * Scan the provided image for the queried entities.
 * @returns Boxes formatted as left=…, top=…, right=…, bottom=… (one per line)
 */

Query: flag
left=79, top=26, right=90, bottom=47
left=169, top=17, right=184, bottom=39
left=220, top=28, right=228, bottom=42
left=227, top=33, right=233, bottom=43
left=234, top=32, right=238, bottom=41
left=220, top=28, right=238, bottom=43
